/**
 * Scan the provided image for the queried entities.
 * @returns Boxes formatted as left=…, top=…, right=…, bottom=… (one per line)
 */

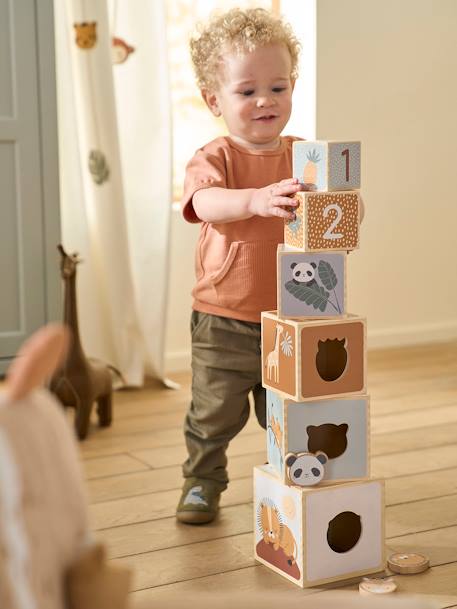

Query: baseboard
left=165, top=350, right=191, bottom=374
left=367, top=320, right=457, bottom=349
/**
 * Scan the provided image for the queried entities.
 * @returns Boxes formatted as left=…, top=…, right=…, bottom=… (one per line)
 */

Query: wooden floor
left=78, top=342, right=457, bottom=608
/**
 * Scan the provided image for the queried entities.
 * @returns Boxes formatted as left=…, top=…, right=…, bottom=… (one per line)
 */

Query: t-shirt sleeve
left=181, top=147, right=227, bottom=223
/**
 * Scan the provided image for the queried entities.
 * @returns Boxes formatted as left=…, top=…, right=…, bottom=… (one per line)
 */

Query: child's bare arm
left=193, top=178, right=303, bottom=224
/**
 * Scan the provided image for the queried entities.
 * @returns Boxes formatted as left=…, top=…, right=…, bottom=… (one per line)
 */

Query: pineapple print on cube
left=254, top=465, right=385, bottom=587
left=277, top=245, right=346, bottom=319
left=293, top=140, right=361, bottom=192
left=261, top=311, right=366, bottom=401
left=285, top=191, right=360, bottom=252
left=267, top=390, right=370, bottom=486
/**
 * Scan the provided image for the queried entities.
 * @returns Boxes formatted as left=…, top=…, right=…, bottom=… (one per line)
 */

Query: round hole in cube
left=326, top=511, right=362, bottom=553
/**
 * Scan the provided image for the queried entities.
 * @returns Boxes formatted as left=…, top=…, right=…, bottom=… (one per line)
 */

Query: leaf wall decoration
left=318, top=260, right=338, bottom=290
left=88, top=150, right=110, bottom=185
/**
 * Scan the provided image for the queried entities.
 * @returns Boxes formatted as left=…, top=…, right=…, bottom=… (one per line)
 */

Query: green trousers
left=183, top=311, right=266, bottom=490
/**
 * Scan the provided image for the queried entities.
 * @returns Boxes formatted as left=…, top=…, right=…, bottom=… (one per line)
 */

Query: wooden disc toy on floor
left=387, top=552, right=430, bottom=574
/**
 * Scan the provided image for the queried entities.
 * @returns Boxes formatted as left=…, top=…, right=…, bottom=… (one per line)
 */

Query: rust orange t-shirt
left=181, top=135, right=300, bottom=323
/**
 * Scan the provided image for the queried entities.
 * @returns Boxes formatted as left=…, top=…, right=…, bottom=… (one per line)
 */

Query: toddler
left=177, top=7, right=304, bottom=524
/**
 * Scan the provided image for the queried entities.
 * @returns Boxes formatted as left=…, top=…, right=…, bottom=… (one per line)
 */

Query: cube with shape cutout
left=277, top=245, right=347, bottom=319
left=254, top=464, right=385, bottom=587
left=285, top=191, right=360, bottom=252
left=293, top=140, right=361, bottom=191
left=261, top=311, right=366, bottom=401
left=267, top=390, right=370, bottom=486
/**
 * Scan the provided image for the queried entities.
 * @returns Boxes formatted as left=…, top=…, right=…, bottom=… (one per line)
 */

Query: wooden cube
left=261, top=311, right=366, bottom=401
left=267, top=390, right=370, bottom=485
left=293, top=140, right=361, bottom=191
left=254, top=465, right=385, bottom=587
left=285, top=191, right=360, bottom=252
left=277, top=245, right=346, bottom=319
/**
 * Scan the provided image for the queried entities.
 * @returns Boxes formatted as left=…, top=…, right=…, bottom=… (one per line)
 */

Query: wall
left=165, top=208, right=199, bottom=372
left=316, top=0, right=457, bottom=347
left=165, top=0, right=457, bottom=372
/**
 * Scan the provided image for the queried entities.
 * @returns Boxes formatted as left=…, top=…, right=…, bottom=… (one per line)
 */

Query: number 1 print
left=342, top=148, right=350, bottom=182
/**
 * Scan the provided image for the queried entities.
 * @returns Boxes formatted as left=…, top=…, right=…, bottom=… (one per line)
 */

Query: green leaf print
left=318, top=260, right=338, bottom=290
left=285, top=280, right=330, bottom=312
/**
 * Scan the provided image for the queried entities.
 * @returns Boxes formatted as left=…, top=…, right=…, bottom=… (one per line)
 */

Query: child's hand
left=348, top=194, right=365, bottom=255
left=249, top=178, right=303, bottom=220
left=359, top=194, right=365, bottom=223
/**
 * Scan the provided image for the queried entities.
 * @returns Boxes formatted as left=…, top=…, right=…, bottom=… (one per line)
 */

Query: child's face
left=203, top=43, right=294, bottom=149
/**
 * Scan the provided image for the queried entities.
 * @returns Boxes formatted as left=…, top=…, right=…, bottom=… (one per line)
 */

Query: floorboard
left=77, top=341, right=457, bottom=606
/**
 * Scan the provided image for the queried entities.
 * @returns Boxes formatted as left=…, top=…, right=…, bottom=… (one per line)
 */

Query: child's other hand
left=249, top=178, right=304, bottom=220
left=348, top=193, right=365, bottom=255
left=359, top=194, right=365, bottom=223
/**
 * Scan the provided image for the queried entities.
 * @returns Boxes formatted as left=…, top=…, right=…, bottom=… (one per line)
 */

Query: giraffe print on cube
left=265, top=324, right=284, bottom=383
left=262, top=316, right=296, bottom=397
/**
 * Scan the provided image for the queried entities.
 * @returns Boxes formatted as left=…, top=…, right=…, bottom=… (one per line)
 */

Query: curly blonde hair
left=190, top=7, right=300, bottom=90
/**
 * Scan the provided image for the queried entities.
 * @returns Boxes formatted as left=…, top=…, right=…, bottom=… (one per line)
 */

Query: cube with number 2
left=285, top=191, right=360, bottom=252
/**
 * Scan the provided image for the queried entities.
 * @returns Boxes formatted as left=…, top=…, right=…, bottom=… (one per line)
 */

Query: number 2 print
left=307, top=192, right=359, bottom=251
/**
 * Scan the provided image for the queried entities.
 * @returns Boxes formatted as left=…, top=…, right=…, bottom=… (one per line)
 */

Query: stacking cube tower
left=254, top=141, right=385, bottom=587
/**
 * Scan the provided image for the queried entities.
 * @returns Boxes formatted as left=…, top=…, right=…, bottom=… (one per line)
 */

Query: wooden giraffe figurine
left=49, top=244, right=113, bottom=440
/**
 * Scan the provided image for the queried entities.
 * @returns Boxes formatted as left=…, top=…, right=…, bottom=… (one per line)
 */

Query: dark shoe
left=176, top=478, right=222, bottom=525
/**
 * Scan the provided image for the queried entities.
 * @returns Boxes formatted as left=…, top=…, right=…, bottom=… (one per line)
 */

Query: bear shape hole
left=315, top=338, right=348, bottom=382
left=306, top=423, right=349, bottom=459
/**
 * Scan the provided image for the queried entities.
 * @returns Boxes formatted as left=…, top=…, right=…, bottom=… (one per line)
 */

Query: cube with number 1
left=293, top=140, right=361, bottom=192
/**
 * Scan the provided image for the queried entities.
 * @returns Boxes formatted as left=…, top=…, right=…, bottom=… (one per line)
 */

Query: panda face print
left=290, top=262, right=317, bottom=285
left=285, top=451, right=327, bottom=487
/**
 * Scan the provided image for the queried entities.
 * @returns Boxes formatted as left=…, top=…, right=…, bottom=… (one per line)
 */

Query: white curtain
left=54, top=0, right=173, bottom=386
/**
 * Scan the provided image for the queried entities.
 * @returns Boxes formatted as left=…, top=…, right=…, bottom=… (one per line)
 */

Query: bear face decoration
left=74, top=22, right=97, bottom=49
left=285, top=452, right=328, bottom=487
left=306, top=423, right=349, bottom=459
left=290, top=261, right=318, bottom=286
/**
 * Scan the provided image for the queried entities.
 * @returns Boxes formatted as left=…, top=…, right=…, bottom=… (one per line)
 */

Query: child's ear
left=201, top=89, right=221, bottom=117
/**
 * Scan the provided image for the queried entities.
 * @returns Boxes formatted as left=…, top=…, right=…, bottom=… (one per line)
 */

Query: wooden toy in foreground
left=50, top=244, right=113, bottom=440
left=267, top=390, right=370, bottom=486
left=293, top=140, right=361, bottom=192
left=261, top=311, right=366, bottom=401
left=0, top=325, right=131, bottom=609
left=277, top=245, right=347, bottom=319
left=254, top=465, right=385, bottom=588
left=284, top=190, right=360, bottom=252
